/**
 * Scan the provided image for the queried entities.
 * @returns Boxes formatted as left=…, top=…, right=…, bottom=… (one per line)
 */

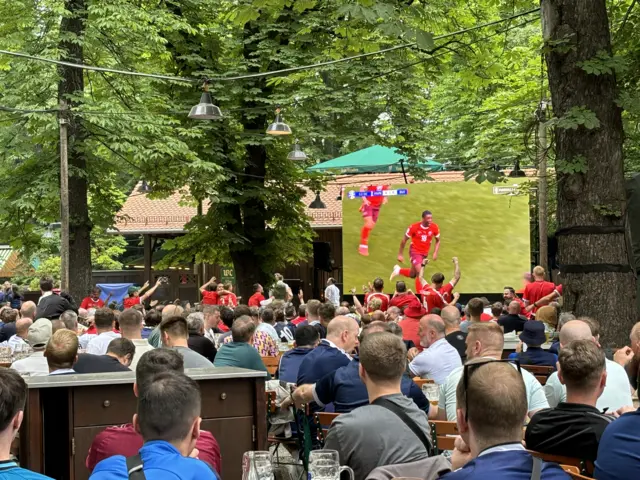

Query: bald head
left=441, top=306, right=461, bottom=328
left=631, top=322, right=640, bottom=345
left=559, top=320, right=595, bottom=346
left=16, top=318, right=33, bottom=337
left=327, top=315, right=360, bottom=353
left=467, top=322, right=505, bottom=360
left=507, top=301, right=521, bottom=315
left=51, top=319, right=66, bottom=333
left=371, top=310, right=386, bottom=322
left=20, top=301, right=36, bottom=320
left=419, top=314, right=445, bottom=349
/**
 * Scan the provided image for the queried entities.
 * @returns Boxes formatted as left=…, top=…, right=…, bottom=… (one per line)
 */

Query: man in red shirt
left=248, top=283, right=265, bottom=307
left=358, top=184, right=389, bottom=257
left=80, top=287, right=111, bottom=310
left=417, top=257, right=461, bottom=313
left=292, top=304, right=307, bottom=326
left=523, top=266, right=556, bottom=314
left=123, top=279, right=161, bottom=309
left=364, top=277, right=390, bottom=312
left=390, top=210, right=441, bottom=281
left=389, top=281, right=417, bottom=312
left=199, top=277, right=230, bottom=305
left=503, top=286, right=530, bottom=319
left=85, top=348, right=221, bottom=473
left=398, top=300, right=427, bottom=351
left=218, top=283, right=238, bottom=307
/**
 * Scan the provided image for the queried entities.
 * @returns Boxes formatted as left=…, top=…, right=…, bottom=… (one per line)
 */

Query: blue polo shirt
left=313, top=357, right=429, bottom=413
left=296, top=339, right=351, bottom=386
left=0, top=460, right=53, bottom=479
left=89, top=440, right=218, bottom=480
left=508, top=347, right=558, bottom=369
left=278, top=347, right=314, bottom=383
left=594, top=407, right=640, bottom=479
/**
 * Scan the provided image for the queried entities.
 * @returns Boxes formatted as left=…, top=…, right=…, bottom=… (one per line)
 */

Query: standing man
left=418, top=257, right=461, bottom=313
left=408, top=314, right=462, bottom=383
left=522, top=266, right=556, bottom=314
left=199, top=277, right=229, bottom=305
left=503, top=286, right=529, bottom=318
left=123, top=279, right=161, bottom=310
left=80, top=287, right=111, bottom=310
left=248, top=284, right=265, bottom=307
left=364, top=278, right=390, bottom=312
left=35, top=277, right=73, bottom=320
left=325, top=278, right=341, bottom=308
left=390, top=210, right=440, bottom=281
left=358, top=184, right=389, bottom=257
left=388, top=281, right=415, bottom=313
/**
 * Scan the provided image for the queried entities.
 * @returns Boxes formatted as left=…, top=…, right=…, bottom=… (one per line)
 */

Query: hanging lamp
left=266, top=107, right=292, bottom=135
left=287, top=139, right=307, bottom=160
left=308, top=192, right=326, bottom=209
left=188, top=80, right=223, bottom=120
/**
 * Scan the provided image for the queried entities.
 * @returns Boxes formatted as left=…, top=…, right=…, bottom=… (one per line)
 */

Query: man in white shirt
left=86, top=309, right=120, bottom=355
left=324, top=278, right=341, bottom=308
left=119, top=308, right=153, bottom=371
left=45, top=329, right=78, bottom=375
left=11, top=319, right=52, bottom=376
left=408, top=314, right=462, bottom=383
left=6, top=318, right=32, bottom=352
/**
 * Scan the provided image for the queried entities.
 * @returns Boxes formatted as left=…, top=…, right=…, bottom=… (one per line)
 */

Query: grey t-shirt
left=324, top=393, right=430, bottom=480
left=173, top=346, right=214, bottom=368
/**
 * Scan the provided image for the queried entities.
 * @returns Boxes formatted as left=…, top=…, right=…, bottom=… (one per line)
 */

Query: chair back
left=314, top=412, right=340, bottom=445
left=521, top=365, right=554, bottom=385
left=429, top=420, right=458, bottom=454
left=262, top=355, right=280, bottom=376
left=412, top=377, right=435, bottom=388
left=528, top=450, right=593, bottom=476
left=265, top=390, right=277, bottom=414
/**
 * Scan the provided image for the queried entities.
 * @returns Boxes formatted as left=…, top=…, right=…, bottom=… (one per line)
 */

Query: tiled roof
left=114, top=170, right=535, bottom=233
left=0, top=246, right=22, bottom=277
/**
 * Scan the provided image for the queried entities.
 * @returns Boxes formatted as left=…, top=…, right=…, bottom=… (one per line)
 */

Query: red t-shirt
left=405, top=222, right=440, bottom=255
left=219, top=293, right=238, bottom=307
left=248, top=292, right=265, bottom=307
left=513, top=296, right=531, bottom=319
left=555, top=284, right=563, bottom=296
left=462, top=313, right=493, bottom=322
left=80, top=297, right=105, bottom=310
left=399, top=317, right=422, bottom=351
left=123, top=297, right=141, bottom=309
left=292, top=316, right=307, bottom=326
left=85, top=423, right=221, bottom=473
left=201, top=291, right=220, bottom=305
left=218, top=323, right=230, bottom=333
left=389, top=293, right=415, bottom=311
left=364, top=292, right=390, bottom=312
left=420, top=282, right=454, bottom=313
left=523, top=280, right=556, bottom=312
left=364, top=185, right=388, bottom=207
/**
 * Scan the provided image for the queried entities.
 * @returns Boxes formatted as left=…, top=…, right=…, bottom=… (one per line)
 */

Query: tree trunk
left=58, top=0, right=92, bottom=302
left=542, top=0, right=637, bottom=347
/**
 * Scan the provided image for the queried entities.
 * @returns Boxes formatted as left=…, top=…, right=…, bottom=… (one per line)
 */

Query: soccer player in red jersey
left=417, top=257, right=461, bottom=313
left=390, top=210, right=440, bottom=281
left=358, top=184, right=389, bottom=256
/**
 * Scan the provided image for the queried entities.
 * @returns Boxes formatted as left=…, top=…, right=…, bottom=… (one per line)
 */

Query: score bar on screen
left=347, top=189, right=408, bottom=199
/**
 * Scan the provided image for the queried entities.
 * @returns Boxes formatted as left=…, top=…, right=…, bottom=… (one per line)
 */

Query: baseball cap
left=128, top=286, right=140, bottom=295
left=28, top=319, right=53, bottom=348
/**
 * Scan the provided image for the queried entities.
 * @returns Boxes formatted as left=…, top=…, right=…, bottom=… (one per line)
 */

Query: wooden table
left=19, top=367, right=267, bottom=480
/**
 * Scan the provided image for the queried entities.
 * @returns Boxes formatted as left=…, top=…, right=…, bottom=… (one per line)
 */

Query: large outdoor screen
left=342, top=180, right=530, bottom=294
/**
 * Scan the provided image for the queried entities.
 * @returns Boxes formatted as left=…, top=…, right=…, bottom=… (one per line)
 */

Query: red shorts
left=409, top=246, right=427, bottom=266
left=362, top=205, right=381, bottom=223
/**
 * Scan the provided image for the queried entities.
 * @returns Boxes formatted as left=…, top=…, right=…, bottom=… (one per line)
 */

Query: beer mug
left=242, top=451, right=273, bottom=480
left=308, top=450, right=354, bottom=480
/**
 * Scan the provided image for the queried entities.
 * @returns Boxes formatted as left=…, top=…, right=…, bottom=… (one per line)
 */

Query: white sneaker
left=390, top=264, right=400, bottom=281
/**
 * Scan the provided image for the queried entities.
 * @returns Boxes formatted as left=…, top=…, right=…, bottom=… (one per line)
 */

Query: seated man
left=45, top=329, right=79, bottom=375
left=214, top=316, right=271, bottom=378
left=594, top=407, right=640, bottom=479
left=74, top=338, right=135, bottom=373
left=292, top=322, right=429, bottom=413
left=278, top=325, right=320, bottom=383
left=0, top=369, right=53, bottom=479
left=83, top=308, right=120, bottom=354
left=498, top=301, right=527, bottom=334
left=324, top=332, right=431, bottom=480
left=525, top=339, right=613, bottom=461
left=160, top=316, right=214, bottom=368
left=441, top=361, right=569, bottom=479
left=186, top=313, right=217, bottom=363
left=86, top=349, right=221, bottom=474
left=508, top=321, right=557, bottom=368
left=438, top=323, right=548, bottom=421
left=10, top=318, right=52, bottom=376
left=408, top=315, right=461, bottom=384
left=89, top=371, right=217, bottom=479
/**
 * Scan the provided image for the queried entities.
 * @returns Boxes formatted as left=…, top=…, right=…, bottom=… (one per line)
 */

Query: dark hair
left=137, top=372, right=201, bottom=443
left=491, top=302, right=504, bottom=317
left=0, top=369, right=27, bottom=431
left=467, top=298, right=484, bottom=317
left=2, top=309, right=18, bottom=324
left=234, top=305, right=251, bottom=319
left=159, top=315, right=189, bottom=339
left=373, top=277, right=384, bottom=291
left=136, top=349, right=184, bottom=388
left=94, top=308, right=115, bottom=329
left=220, top=306, right=234, bottom=329
left=144, top=309, right=162, bottom=327
left=396, top=281, right=406, bottom=293
left=298, top=304, right=307, bottom=317
left=206, top=282, right=217, bottom=292
left=119, top=309, right=143, bottom=330
left=232, top=316, right=256, bottom=342
left=40, top=277, right=54, bottom=292
left=504, top=286, right=516, bottom=295
left=431, top=273, right=445, bottom=284
left=318, top=302, right=336, bottom=322
left=285, top=305, right=296, bottom=319
left=422, top=210, right=432, bottom=218
left=253, top=283, right=261, bottom=293
left=261, top=308, right=275, bottom=325
left=294, top=325, right=320, bottom=347
left=274, top=309, right=285, bottom=323
left=107, top=338, right=136, bottom=360
left=91, top=286, right=101, bottom=295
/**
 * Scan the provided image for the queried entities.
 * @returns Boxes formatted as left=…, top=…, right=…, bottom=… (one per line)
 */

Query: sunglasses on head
left=462, top=358, right=521, bottom=423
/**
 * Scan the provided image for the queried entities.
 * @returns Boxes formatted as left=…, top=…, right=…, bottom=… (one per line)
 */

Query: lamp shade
left=287, top=141, right=307, bottom=161
left=188, top=92, right=223, bottom=120
left=267, top=111, right=292, bottom=135
left=308, top=192, right=326, bottom=209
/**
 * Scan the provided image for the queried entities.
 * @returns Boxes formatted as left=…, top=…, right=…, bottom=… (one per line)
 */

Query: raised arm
left=350, top=288, right=365, bottom=316
left=141, top=279, right=162, bottom=302
left=199, top=276, right=216, bottom=294
left=138, top=280, right=150, bottom=294
left=451, top=257, right=461, bottom=287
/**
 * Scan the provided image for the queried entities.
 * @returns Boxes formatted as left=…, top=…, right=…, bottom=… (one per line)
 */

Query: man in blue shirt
left=441, top=361, right=568, bottom=480
left=594, top=407, right=640, bottom=479
left=508, top=320, right=557, bottom=368
left=278, top=325, right=320, bottom=383
left=90, top=372, right=217, bottom=480
left=0, top=369, right=53, bottom=479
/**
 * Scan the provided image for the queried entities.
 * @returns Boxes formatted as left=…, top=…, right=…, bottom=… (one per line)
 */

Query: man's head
left=51, top=319, right=66, bottom=333
left=219, top=307, right=234, bottom=331
left=186, top=312, right=205, bottom=336
left=94, top=308, right=115, bottom=332
left=20, top=301, right=36, bottom=320
left=119, top=309, right=144, bottom=338
left=465, top=322, right=505, bottom=360
left=298, top=304, right=307, bottom=318
left=336, top=306, right=350, bottom=316
left=532, top=265, right=546, bottom=280
left=294, top=325, right=320, bottom=349
left=395, top=281, right=407, bottom=294
left=441, top=306, right=461, bottom=330
left=558, top=339, right=606, bottom=401
left=503, top=287, right=516, bottom=301
left=260, top=308, right=275, bottom=325
left=360, top=321, right=393, bottom=342
left=15, top=318, right=32, bottom=339
left=387, top=306, right=401, bottom=322
left=216, top=283, right=225, bottom=294
left=519, top=321, right=546, bottom=347
left=135, top=348, right=184, bottom=395
left=326, top=316, right=360, bottom=353
left=372, top=277, right=384, bottom=292
left=231, top=315, right=256, bottom=343
left=421, top=210, right=433, bottom=226
left=577, top=317, right=600, bottom=343
left=160, top=316, right=189, bottom=347
left=161, top=305, right=184, bottom=321
left=27, top=319, right=52, bottom=350
left=144, top=309, right=162, bottom=328
left=466, top=298, right=484, bottom=320
left=491, top=302, right=503, bottom=318
left=418, top=314, right=445, bottom=349
left=133, top=371, right=202, bottom=453
left=557, top=312, right=576, bottom=332
left=253, top=283, right=263, bottom=294
left=40, top=277, right=54, bottom=293
left=1, top=309, right=17, bottom=324
left=275, top=273, right=283, bottom=282
left=306, top=299, right=321, bottom=320
left=559, top=320, right=595, bottom=347
left=60, top=310, right=78, bottom=332
left=367, top=297, right=382, bottom=312
left=90, top=287, right=101, bottom=300
left=285, top=305, right=296, bottom=321
left=507, top=301, right=521, bottom=315
left=326, top=277, right=335, bottom=286
left=318, top=302, right=336, bottom=326
left=456, top=360, right=528, bottom=452
left=359, top=332, right=406, bottom=388
left=371, top=310, right=386, bottom=323
left=128, top=285, right=141, bottom=298
left=106, top=338, right=136, bottom=367
left=630, top=322, right=640, bottom=355
left=44, top=329, right=78, bottom=371
left=0, top=369, right=28, bottom=442
left=202, top=305, right=221, bottom=330
left=431, top=272, right=445, bottom=287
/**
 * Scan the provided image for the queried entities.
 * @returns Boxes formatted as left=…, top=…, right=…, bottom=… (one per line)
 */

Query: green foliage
left=593, top=203, right=623, bottom=218
left=548, top=106, right=601, bottom=130
left=578, top=50, right=627, bottom=75
left=556, top=155, right=588, bottom=175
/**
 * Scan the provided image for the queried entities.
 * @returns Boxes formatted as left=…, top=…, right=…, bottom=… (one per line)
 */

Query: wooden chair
left=262, top=355, right=280, bottom=377
left=412, top=377, right=435, bottom=388
left=265, top=390, right=278, bottom=415
left=429, top=420, right=458, bottom=454
left=560, top=465, right=580, bottom=474
left=521, top=365, right=554, bottom=385
left=528, top=450, right=594, bottom=476
left=314, top=412, right=340, bottom=445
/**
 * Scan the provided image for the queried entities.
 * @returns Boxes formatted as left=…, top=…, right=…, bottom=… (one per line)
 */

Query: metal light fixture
left=266, top=107, right=292, bottom=135
left=308, top=192, right=326, bottom=209
left=188, top=80, right=223, bottom=120
left=287, top=139, right=307, bottom=160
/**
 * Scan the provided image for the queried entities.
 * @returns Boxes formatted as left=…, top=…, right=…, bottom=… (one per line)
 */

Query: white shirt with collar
left=50, top=368, right=76, bottom=375
left=409, top=337, right=462, bottom=384
left=321, top=338, right=353, bottom=360
left=325, top=284, right=341, bottom=307
left=86, top=331, right=121, bottom=355
left=11, top=351, right=49, bottom=376
left=37, top=291, right=53, bottom=304
left=129, top=338, right=154, bottom=371
left=7, top=335, right=28, bottom=352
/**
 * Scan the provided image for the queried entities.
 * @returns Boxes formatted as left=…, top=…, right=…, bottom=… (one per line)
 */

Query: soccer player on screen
left=390, top=210, right=440, bottom=280
left=358, top=184, right=389, bottom=256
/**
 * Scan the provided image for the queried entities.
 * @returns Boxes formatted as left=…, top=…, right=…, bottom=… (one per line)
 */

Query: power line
left=0, top=8, right=539, bottom=84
